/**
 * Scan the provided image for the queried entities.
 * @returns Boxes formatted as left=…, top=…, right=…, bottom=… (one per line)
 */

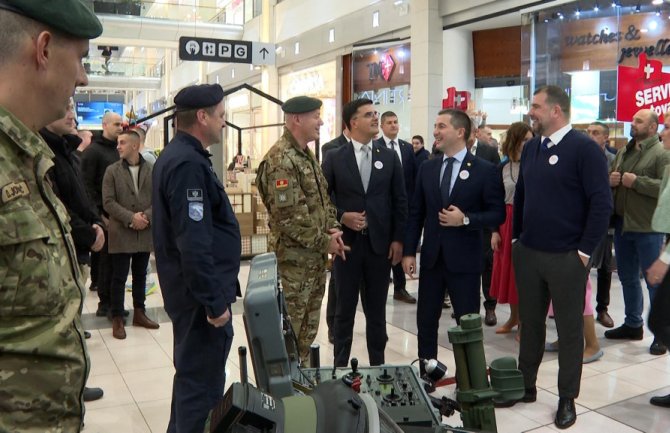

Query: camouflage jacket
left=0, top=105, right=88, bottom=432
left=257, top=128, right=339, bottom=261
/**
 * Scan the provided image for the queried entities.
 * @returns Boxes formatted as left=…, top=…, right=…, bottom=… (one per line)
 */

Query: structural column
left=260, top=0, right=281, bottom=160
left=410, top=0, right=443, bottom=150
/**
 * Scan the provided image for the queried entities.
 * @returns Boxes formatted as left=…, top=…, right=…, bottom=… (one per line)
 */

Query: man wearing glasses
left=323, top=98, right=407, bottom=367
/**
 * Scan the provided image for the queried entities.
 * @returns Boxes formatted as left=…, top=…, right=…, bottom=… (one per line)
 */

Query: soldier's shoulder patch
left=187, top=189, right=203, bottom=201
left=1, top=180, right=29, bottom=204
left=275, top=179, right=289, bottom=190
left=274, top=188, right=294, bottom=208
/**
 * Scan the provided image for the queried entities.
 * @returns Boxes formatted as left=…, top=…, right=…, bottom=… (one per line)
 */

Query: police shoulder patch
left=187, top=189, right=203, bottom=201
left=1, top=181, right=29, bottom=204
left=188, top=202, right=204, bottom=221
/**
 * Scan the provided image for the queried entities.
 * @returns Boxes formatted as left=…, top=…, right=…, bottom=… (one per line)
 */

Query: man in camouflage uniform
left=0, top=1, right=102, bottom=431
left=257, top=96, right=346, bottom=362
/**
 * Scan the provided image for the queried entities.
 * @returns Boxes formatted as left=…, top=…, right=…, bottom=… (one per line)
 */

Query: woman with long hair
left=490, top=122, right=533, bottom=337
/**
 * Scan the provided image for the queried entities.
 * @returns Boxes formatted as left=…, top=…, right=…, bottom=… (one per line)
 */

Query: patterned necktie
left=360, top=144, right=371, bottom=192
left=440, top=157, right=455, bottom=208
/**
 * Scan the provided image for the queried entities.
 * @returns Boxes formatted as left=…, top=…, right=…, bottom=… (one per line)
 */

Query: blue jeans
left=613, top=217, right=664, bottom=328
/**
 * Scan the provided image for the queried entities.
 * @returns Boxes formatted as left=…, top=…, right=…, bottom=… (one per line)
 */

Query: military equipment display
left=211, top=253, right=524, bottom=433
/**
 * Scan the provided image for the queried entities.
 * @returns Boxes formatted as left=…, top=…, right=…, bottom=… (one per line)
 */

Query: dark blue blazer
left=404, top=151, right=505, bottom=273
left=374, top=137, right=415, bottom=202
left=323, top=141, right=408, bottom=256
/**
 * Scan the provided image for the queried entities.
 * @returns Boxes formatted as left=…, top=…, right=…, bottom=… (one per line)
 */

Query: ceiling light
left=594, top=2, right=600, bottom=11
left=372, top=11, right=380, bottom=28
left=329, top=28, right=335, bottom=43
left=652, top=0, right=663, bottom=5
left=575, top=6, right=581, bottom=16
left=294, top=42, right=300, bottom=55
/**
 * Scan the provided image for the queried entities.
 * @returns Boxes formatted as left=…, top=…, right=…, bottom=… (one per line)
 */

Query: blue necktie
left=541, top=137, right=552, bottom=150
left=440, top=157, right=455, bottom=208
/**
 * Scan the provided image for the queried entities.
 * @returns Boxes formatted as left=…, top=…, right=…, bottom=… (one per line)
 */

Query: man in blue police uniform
left=152, top=83, right=241, bottom=433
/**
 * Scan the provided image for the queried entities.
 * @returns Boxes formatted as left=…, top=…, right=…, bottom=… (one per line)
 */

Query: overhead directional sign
left=179, top=36, right=275, bottom=66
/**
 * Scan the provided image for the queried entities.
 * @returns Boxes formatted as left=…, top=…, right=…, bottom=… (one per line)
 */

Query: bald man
left=81, top=111, right=123, bottom=317
left=605, top=109, right=670, bottom=355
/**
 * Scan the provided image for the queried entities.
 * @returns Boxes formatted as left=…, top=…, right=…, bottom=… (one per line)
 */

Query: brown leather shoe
left=484, top=308, right=497, bottom=326
left=596, top=311, right=614, bottom=328
left=112, top=317, right=126, bottom=339
left=132, top=308, right=160, bottom=329
left=393, top=288, right=416, bottom=304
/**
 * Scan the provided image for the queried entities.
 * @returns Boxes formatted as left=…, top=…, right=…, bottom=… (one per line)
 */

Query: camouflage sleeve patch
left=274, top=178, right=294, bottom=208
left=1, top=181, right=29, bottom=204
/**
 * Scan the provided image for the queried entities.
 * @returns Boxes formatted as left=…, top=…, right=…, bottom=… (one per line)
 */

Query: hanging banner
left=617, top=53, right=670, bottom=122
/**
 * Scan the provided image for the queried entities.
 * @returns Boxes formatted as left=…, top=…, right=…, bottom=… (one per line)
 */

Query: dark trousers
left=167, top=305, right=233, bottom=433
left=110, top=252, right=150, bottom=318
left=392, top=262, right=406, bottom=291
left=481, top=229, right=496, bottom=310
left=326, top=273, right=337, bottom=333
left=333, top=234, right=390, bottom=367
left=513, top=242, right=587, bottom=398
left=90, top=251, right=99, bottom=287
left=649, top=271, right=670, bottom=347
left=596, top=234, right=613, bottom=313
left=96, top=230, right=113, bottom=310
left=417, top=251, right=480, bottom=361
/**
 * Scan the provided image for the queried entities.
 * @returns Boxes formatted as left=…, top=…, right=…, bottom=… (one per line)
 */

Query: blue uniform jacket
left=152, top=131, right=241, bottom=318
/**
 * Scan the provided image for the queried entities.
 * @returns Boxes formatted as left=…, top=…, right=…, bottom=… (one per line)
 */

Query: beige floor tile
left=549, top=373, right=649, bottom=410
left=494, top=404, right=543, bottom=433
left=543, top=410, right=644, bottom=432
left=109, top=343, right=173, bottom=373
left=83, top=403, right=151, bottom=433
left=88, top=346, right=120, bottom=377
left=535, top=359, right=601, bottom=390
left=123, top=366, right=175, bottom=403
left=608, top=363, right=670, bottom=392
left=101, top=325, right=161, bottom=350
left=137, top=398, right=171, bottom=433
left=83, top=373, right=135, bottom=410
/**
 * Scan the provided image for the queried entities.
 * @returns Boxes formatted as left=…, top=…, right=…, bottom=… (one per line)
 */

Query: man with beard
left=605, top=109, right=670, bottom=355
left=510, top=86, right=611, bottom=429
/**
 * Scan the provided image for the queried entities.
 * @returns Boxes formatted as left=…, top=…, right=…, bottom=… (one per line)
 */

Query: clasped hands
left=130, top=212, right=150, bottom=230
left=609, top=171, right=636, bottom=188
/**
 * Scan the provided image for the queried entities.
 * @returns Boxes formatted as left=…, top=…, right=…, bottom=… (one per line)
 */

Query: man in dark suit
left=468, top=121, right=501, bottom=326
left=402, top=109, right=505, bottom=368
left=321, top=126, right=350, bottom=344
left=323, top=99, right=408, bottom=367
left=374, top=111, right=416, bottom=304
left=511, top=85, right=611, bottom=429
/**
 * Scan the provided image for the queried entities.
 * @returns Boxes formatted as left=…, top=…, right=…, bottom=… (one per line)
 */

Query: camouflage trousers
left=278, top=256, right=327, bottom=363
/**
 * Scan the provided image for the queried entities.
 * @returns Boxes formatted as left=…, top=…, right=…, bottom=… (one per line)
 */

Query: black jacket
left=41, top=128, right=102, bottom=265
left=81, top=134, right=119, bottom=214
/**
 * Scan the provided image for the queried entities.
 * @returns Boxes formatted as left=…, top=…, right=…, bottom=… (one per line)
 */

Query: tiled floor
left=81, top=263, right=670, bottom=432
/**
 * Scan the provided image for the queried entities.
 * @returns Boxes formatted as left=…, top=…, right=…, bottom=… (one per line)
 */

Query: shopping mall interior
left=66, top=0, right=670, bottom=432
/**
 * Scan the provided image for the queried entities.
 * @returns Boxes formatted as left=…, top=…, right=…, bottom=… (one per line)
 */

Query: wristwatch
left=463, top=215, right=470, bottom=226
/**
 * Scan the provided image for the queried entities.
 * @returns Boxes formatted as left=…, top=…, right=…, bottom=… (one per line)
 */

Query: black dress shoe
left=89, top=284, right=98, bottom=292
left=604, top=324, right=643, bottom=340
left=84, top=331, right=91, bottom=339
left=555, top=398, right=576, bottom=429
left=650, top=393, right=670, bottom=407
left=95, top=305, right=109, bottom=317
left=393, top=288, right=416, bottom=304
left=650, top=339, right=668, bottom=355
left=493, top=387, right=537, bottom=408
left=83, top=386, right=104, bottom=402
left=484, top=308, right=497, bottom=326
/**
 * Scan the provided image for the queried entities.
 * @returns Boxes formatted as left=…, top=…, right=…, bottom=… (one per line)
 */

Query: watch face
left=463, top=216, right=470, bottom=225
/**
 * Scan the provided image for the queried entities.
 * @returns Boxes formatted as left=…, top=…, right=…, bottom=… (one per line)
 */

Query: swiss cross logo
left=442, top=87, right=471, bottom=111
left=617, top=53, right=670, bottom=122
left=380, top=53, right=395, bottom=81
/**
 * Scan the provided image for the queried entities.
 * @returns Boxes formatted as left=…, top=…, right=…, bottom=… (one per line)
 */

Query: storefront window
left=523, top=0, right=670, bottom=148
left=352, top=43, right=412, bottom=140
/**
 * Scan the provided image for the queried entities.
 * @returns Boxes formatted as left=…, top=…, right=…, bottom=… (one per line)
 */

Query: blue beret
left=282, top=96, right=322, bottom=114
left=0, top=0, right=102, bottom=39
left=174, top=84, right=224, bottom=111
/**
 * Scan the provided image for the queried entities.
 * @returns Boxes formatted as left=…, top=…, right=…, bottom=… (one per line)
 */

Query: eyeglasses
left=360, top=110, right=378, bottom=119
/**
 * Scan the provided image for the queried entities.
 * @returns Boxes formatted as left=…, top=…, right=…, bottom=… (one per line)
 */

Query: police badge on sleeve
left=188, top=202, right=204, bottom=221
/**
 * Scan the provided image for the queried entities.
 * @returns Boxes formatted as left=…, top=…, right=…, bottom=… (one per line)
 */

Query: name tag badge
left=374, top=161, right=383, bottom=170
left=1, top=181, right=29, bottom=204
left=549, top=155, right=559, bottom=166
left=459, top=170, right=470, bottom=180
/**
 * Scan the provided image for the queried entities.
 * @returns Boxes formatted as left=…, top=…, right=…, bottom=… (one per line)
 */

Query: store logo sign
left=617, top=53, right=670, bottom=121
left=367, top=53, right=395, bottom=82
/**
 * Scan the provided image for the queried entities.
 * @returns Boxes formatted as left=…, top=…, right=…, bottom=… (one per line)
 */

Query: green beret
left=0, top=0, right=102, bottom=39
left=174, top=84, right=224, bottom=111
left=282, top=96, right=322, bottom=114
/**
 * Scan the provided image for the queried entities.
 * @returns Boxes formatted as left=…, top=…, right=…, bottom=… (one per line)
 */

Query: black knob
left=351, top=358, right=358, bottom=373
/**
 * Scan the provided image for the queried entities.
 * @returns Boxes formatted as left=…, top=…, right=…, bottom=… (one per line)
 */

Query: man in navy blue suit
left=323, top=99, right=407, bottom=367
left=402, top=109, right=505, bottom=367
left=374, top=111, right=416, bottom=304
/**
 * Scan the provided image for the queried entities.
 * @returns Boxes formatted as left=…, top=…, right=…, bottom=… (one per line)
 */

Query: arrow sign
left=251, top=42, right=275, bottom=66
